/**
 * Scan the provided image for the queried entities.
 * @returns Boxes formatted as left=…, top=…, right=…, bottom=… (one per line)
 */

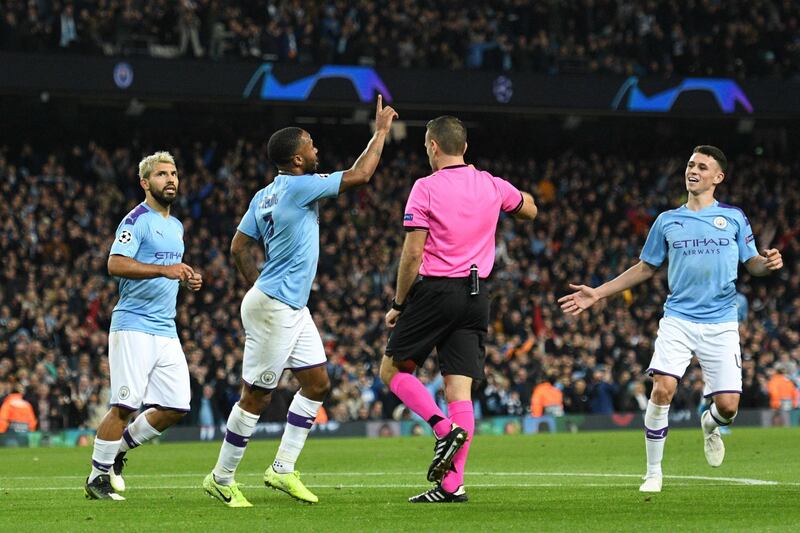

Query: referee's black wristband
left=391, top=299, right=406, bottom=312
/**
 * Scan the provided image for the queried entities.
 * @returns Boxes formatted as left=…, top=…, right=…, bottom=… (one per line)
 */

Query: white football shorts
left=647, top=315, right=742, bottom=397
left=109, top=330, right=191, bottom=411
left=240, top=287, right=327, bottom=391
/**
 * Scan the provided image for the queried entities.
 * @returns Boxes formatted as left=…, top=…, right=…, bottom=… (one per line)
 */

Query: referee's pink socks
left=389, top=372, right=452, bottom=438
left=441, top=400, right=474, bottom=493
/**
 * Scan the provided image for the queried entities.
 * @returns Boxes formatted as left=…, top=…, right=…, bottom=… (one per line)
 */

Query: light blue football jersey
left=109, top=202, right=185, bottom=337
left=237, top=171, right=343, bottom=309
left=640, top=200, right=759, bottom=323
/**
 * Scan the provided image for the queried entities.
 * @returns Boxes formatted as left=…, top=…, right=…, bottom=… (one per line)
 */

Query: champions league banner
left=2, top=52, right=798, bottom=117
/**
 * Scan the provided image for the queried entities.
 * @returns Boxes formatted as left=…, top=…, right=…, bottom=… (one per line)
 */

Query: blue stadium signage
left=243, top=64, right=392, bottom=103
left=611, top=77, right=754, bottom=114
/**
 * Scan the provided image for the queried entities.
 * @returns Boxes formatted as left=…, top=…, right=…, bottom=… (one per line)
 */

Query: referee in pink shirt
left=380, top=116, right=538, bottom=503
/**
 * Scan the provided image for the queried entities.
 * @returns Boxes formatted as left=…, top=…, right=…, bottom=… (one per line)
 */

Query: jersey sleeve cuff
left=507, top=192, right=524, bottom=214
left=403, top=226, right=429, bottom=232
left=236, top=227, right=260, bottom=240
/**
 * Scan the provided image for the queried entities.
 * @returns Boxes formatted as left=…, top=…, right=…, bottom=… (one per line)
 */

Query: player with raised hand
left=203, top=95, right=398, bottom=507
left=85, top=152, right=202, bottom=501
left=559, top=145, right=782, bottom=493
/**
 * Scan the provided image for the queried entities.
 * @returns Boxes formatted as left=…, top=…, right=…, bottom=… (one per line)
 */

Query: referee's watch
left=391, top=298, right=406, bottom=312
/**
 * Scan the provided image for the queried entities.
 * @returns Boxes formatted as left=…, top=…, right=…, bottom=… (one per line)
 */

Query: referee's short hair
left=693, top=145, right=728, bottom=173
left=268, top=127, right=305, bottom=167
left=427, top=116, right=467, bottom=156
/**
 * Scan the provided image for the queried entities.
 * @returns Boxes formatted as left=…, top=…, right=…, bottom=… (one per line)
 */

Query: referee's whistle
left=469, top=264, right=479, bottom=296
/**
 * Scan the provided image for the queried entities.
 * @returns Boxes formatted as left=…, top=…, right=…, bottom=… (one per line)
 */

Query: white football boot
left=639, top=474, right=663, bottom=493
left=702, top=410, right=725, bottom=467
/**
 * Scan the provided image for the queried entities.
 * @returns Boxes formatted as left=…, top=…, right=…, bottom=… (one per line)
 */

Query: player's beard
left=151, top=186, right=177, bottom=208
left=304, top=157, right=319, bottom=174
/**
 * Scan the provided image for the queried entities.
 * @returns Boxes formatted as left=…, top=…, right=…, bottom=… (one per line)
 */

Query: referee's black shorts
left=385, top=277, right=489, bottom=380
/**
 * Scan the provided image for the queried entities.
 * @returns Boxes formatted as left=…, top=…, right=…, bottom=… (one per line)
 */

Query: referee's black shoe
left=408, top=484, right=468, bottom=503
left=427, top=424, right=468, bottom=483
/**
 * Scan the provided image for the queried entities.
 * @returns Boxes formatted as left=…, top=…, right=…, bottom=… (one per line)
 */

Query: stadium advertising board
left=3, top=410, right=795, bottom=447
left=2, top=52, right=799, bottom=116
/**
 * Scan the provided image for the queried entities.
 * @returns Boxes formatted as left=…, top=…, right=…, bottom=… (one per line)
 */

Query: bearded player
left=85, top=152, right=202, bottom=500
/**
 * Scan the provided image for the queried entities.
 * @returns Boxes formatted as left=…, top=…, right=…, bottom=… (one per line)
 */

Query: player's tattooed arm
left=108, top=254, right=195, bottom=282
left=231, top=231, right=262, bottom=285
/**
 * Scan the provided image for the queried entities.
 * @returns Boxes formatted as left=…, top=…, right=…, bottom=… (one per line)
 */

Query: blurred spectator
left=0, top=134, right=798, bottom=430
left=1, top=1, right=799, bottom=79
left=767, top=366, right=799, bottom=426
left=0, top=384, right=38, bottom=446
left=530, top=375, right=564, bottom=417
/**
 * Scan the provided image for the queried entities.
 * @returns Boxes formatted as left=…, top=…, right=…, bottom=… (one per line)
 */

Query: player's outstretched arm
left=340, top=94, right=398, bottom=192
left=108, top=254, right=195, bottom=282
left=230, top=230, right=262, bottom=285
left=558, top=260, right=656, bottom=316
left=745, top=248, right=783, bottom=277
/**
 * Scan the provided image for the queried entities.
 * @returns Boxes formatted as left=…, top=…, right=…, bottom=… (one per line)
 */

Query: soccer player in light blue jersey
left=559, top=145, right=783, bottom=493
left=203, top=96, right=398, bottom=507
left=85, top=152, right=203, bottom=501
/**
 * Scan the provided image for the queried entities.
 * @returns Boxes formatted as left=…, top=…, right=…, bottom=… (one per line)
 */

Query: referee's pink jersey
left=402, top=164, right=523, bottom=278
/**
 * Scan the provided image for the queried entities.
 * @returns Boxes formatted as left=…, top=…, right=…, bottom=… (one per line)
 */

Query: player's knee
left=110, top=406, right=136, bottom=422
left=379, top=357, right=397, bottom=386
left=167, top=409, right=188, bottom=424
left=650, top=386, right=674, bottom=405
left=307, top=376, right=331, bottom=400
left=715, top=400, right=738, bottom=420
left=239, top=385, right=272, bottom=413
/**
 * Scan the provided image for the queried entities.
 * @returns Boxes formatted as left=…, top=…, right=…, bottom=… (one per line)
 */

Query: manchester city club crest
left=713, top=216, right=728, bottom=229
left=118, top=386, right=130, bottom=400
left=260, top=371, right=277, bottom=386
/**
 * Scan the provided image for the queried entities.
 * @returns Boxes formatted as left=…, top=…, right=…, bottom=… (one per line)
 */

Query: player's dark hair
left=426, top=116, right=467, bottom=156
left=267, top=127, right=305, bottom=168
left=693, top=145, right=728, bottom=173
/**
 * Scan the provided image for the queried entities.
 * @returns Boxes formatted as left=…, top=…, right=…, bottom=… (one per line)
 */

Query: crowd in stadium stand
left=1, top=0, right=799, bottom=79
left=1, top=135, right=798, bottom=435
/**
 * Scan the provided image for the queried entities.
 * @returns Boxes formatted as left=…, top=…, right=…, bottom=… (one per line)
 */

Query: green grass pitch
left=2, top=427, right=799, bottom=532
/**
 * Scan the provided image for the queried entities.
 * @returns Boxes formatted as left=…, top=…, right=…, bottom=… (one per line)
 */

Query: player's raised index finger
left=377, top=94, right=383, bottom=113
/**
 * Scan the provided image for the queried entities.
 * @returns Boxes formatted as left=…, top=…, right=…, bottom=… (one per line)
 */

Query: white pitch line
left=0, top=482, right=767, bottom=492
left=0, top=472, right=787, bottom=486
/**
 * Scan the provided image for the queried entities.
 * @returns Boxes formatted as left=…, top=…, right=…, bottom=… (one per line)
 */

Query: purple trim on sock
left=287, top=411, right=315, bottom=429
left=645, top=426, right=669, bottom=440
left=703, top=390, right=742, bottom=398
left=224, top=430, right=250, bottom=448
left=242, top=378, right=276, bottom=393
left=290, top=361, right=327, bottom=372
left=92, top=460, right=112, bottom=472
left=646, top=368, right=682, bottom=382
left=122, top=428, right=139, bottom=449
left=709, top=410, right=731, bottom=426
left=110, top=402, right=139, bottom=412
